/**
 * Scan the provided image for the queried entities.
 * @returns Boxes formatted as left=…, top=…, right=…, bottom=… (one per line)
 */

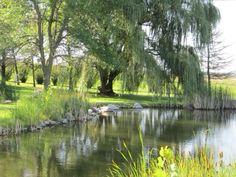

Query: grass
left=88, top=92, right=182, bottom=107
left=13, top=89, right=89, bottom=126
left=0, top=104, right=15, bottom=126
left=108, top=135, right=236, bottom=177
left=0, top=83, right=89, bottom=127
left=212, top=77, right=236, bottom=98
left=0, top=77, right=236, bottom=127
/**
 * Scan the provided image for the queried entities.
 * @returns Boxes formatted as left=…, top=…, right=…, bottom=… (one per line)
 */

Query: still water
left=0, top=109, right=236, bottom=177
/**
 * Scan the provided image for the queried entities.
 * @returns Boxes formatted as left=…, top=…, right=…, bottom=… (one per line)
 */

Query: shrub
left=36, top=70, right=44, bottom=84
left=0, top=84, right=18, bottom=100
left=51, top=72, right=59, bottom=86
left=19, top=68, right=28, bottom=83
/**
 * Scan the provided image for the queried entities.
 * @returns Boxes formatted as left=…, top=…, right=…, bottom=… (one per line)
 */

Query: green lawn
left=88, top=92, right=182, bottom=107
left=212, top=78, right=236, bottom=98
left=1, top=77, right=236, bottom=127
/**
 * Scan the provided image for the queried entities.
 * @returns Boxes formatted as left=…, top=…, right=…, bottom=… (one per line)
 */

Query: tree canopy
left=0, top=0, right=221, bottom=96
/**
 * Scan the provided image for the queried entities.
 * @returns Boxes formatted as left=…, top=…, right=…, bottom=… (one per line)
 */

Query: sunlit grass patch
left=212, top=77, right=236, bottom=98
left=0, top=103, right=15, bottom=126
left=88, top=92, right=182, bottom=107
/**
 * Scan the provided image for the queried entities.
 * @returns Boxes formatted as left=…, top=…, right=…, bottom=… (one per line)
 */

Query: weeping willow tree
left=67, top=0, right=147, bottom=95
left=67, top=0, right=220, bottom=96
left=145, top=0, right=221, bottom=96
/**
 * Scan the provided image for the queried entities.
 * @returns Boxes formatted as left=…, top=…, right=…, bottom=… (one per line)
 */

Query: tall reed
left=193, top=87, right=234, bottom=110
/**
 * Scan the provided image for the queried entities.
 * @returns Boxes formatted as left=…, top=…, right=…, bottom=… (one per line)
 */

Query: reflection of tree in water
left=178, top=111, right=236, bottom=162
left=0, top=109, right=235, bottom=177
left=45, top=121, right=124, bottom=177
left=97, top=109, right=235, bottom=157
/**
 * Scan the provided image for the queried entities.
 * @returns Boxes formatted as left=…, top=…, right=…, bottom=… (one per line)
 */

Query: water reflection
left=0, top=109, right=235, bottom=177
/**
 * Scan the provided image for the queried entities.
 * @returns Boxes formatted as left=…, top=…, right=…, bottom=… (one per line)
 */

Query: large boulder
left=3, top=100, right=12, bottom=104
left=100, top=104, right=120, bottom=112
left=88, top=109, right=93, bottom=115
left=133, top=103, right=143, bottom=109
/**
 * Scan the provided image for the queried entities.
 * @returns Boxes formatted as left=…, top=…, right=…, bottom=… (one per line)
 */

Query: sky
left=214, top=0, right=236, bottom=73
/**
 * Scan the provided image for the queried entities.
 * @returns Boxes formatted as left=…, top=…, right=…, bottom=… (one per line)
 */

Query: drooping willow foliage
left=66, top=0, right=220, bottom=96
left=145, top=0, right=220, bottom=96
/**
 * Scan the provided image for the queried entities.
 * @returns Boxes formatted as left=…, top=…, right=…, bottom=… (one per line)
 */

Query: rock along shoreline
left=0, top=103, right=146, bottom=137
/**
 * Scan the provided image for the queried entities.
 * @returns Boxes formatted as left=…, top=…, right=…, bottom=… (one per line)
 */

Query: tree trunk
left=98, top=68, right=120, bottom=96
left=31, top=55, right=36, bottom=87
left=1, top=49, right=6, bottom=86
left=12, top=49, right=20, bottom=85
left=68, top=66, right=73, bottom=91
left=207, top=45, right=211, bottom=96
left=31, top=0, right=67, bottom=91
left=43, top=65, right=52, bottom=90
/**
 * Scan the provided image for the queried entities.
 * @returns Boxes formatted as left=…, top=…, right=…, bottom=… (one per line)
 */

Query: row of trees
left=0, top=0, right=223, bottom=96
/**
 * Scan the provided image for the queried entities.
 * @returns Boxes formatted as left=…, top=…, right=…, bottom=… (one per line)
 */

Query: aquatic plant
left=108, top=135, right=236, bottom=177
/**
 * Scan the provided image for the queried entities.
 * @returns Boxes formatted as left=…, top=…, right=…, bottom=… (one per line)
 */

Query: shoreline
left=2, top=101, right=236, bottom=137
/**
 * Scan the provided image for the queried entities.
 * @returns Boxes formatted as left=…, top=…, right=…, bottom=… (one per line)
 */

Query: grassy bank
left=0, top=85, right=89, bottom=127
left=0, top=83, right=183, bottom=127
left=1, top=77, right=236, bottom=127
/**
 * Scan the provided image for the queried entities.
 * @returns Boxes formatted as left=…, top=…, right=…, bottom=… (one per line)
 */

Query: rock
left=133, top=103, right=143, bottom=109
left=100, top=104, right=120, bottom=112
left=62, top=119, right=68, bottom=124
left=92, top=107, right=100, bottom=113
left=58, top=118, right=68, bottom=124
left=29, top=126, right=36, bottom=132
left=90, top=112, right=98, bottom=117
left=3, top=100, right=12, bottom=104
left=49, top=120, right=57, bottom=126
left=44, top=120, right=50, bottom=126
left=65, top=112, right=74, bottom=120
left=88, top=109, right=93, bottom=114
left=36, top=126, right=42, bottom=130
left=68, top=117, right=76, bottom=122
left=88, top=107, right=100, bottom=117
left=39, top=122, right=46, bottom=128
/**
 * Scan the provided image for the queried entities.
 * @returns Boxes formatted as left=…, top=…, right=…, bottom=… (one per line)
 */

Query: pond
left=0, top=109, right=236, bottom=177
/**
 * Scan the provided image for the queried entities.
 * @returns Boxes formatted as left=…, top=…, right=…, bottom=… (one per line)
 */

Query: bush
left=36, top=70, right=44, bottom=84
left=0, top=84, right=18, bottom=100
left=51, top=72, right=59, bottom=86
left=19, top=69, right=28, bottom=83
